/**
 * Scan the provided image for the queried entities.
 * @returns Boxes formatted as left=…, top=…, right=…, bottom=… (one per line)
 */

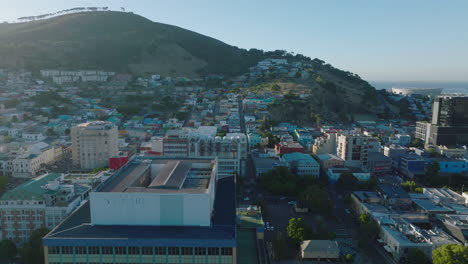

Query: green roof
left=1, top=173, right=62, bottom=201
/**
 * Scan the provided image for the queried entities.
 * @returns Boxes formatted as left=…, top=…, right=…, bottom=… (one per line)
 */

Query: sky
left=0, top=0, right=467, bottom=82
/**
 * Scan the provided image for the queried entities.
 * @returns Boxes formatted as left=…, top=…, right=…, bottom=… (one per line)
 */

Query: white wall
left=90, top=191, right=211, bottom=226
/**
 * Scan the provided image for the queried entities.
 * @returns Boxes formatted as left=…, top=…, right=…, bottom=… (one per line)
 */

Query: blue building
left=294, top=128, right=314, bottom=146
left=396, top=153, right=426, bottom=179
left=430, top=158, right=468, bottom=174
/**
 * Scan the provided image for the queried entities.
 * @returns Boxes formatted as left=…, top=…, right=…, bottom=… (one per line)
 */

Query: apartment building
left=71, top=121, right=118, bottom=170
left=0, top=173, right=90, bottom=243
left=336, top=133, right=369, bottom=169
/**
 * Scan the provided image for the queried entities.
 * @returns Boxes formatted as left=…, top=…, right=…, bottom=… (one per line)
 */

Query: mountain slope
left=0, top=11, right=261, bottom=76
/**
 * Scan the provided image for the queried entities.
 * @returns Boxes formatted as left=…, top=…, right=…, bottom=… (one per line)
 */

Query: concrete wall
left=90, top=192, right=211, bottom=226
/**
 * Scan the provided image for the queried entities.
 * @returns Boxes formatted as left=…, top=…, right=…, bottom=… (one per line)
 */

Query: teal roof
left=282, top=152, right=318, bottom=164
left=1, top=173, right=62, bottom=201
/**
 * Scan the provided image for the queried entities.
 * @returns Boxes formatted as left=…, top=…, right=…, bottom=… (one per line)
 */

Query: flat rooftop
left=99, top=159, right=215, bottom=194
left=43, top=176, right=236, bottom=247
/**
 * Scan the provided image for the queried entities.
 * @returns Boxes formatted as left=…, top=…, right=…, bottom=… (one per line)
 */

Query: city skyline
left=0, top=0, right=467, bottom=82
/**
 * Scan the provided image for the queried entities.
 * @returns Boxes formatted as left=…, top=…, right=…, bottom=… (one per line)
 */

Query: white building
left=188, top=129, right=247, bottom=176
left=12, top=143, right=64, bottom=178
left=336, top=133, right=369, bottom=169
left=0, top=173, right=90, bottom=243
left=380, top=217, right=459, bottom=261
left=92, top=159, right=217, bottom=226
left=71, top=121, right=118, bottom=170
left=313, top=131, right=337, bottom=155
left=22, top=132, right=46, bottom=141
left=392, top=134, right=412, bottom=146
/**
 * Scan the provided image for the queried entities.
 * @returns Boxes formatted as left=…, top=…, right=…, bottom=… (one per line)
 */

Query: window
left=102, top=247, right=113, bottom=255
left=88, top=246, right=100, bottom=255
left=142, top=247, right=153, bottom=255
left=75, top=246, right=86, bottom=255
left=115, top=247, right=126, bottom=255
left=221, top=248, right=232, bottom=256
left=168, top=247, right=179, bottom=255
left=128, top=246, right=140, bottom=255
left=181, top=247, right=192, bottom=255
left=155, top=247, right=166, bottom=255
left=61, top=246, right=73, bottom=254
left=195, top=247, right=206, bottom=256
left=208, top=248, right=219, bottom=256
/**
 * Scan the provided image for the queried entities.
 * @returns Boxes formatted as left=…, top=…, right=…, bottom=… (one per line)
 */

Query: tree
left=259, top=166, right=297, bottom=195
left=286, top=218, right=310, bottom=243
left=45, top=128, right=56, bottom=137
left=3, top=135, right=13, bottom=143
left=426, top=160, right=440, bottom=186
left=337, top=171, right=358, bottom=190
left=298, top=185, right=332, bottom=214
left=0, top=175, right=8, bottom=189
left=345, top=253, right=355, bottom=263
left=359, top=213, right=379, bottom=241
left=401, top=181, right=417, bottom=192
left=20, top=227, right=50, bottom=264
left=407, top=248, right=428, bottom=264
left=0, top=239, right=17, bottom=262
left=64, top=128, right=71, bottom=135
left=272, top=231, right=287, bottom=260
left=409, top=138, right=424, bottom=148
left=432, top=244, right=468, bottom=264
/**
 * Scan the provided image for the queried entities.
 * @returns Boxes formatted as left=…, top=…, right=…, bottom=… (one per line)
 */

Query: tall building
left=428, top=95, right=468, bottom=146
left=43, top=157, right=236, bottom=264
left=415, top=121, right=431, bottom=142
left=162, top=127, right=248, bottom=176
left=336, top=133, right=369, bottom=169
left=162, top=129, right=189, bottom=157
left=71, top=121, right=118, bottom=170
left=0, top=173, right=90, bottom=243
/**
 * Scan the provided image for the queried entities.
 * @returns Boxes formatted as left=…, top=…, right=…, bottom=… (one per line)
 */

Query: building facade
left=281, top=152, right=320, bottom=178
left=71, top=121, right=118, bottom=170
left=42, top=157, right=237, bottom=264
left=0, top=173, right=90, bottom=243
left=336, top=134, right=369, bottom=169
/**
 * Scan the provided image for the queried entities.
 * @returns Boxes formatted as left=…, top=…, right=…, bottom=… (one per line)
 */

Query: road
left=237, top=95, right=246, bottom=133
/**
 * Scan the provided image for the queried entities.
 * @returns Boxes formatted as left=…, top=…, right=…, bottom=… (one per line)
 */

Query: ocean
left=369, top=81, right=468, bottom=94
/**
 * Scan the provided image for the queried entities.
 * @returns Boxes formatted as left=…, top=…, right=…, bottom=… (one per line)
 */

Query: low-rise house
left=281, top=152, right=320, bottom=178
left=437, top=214, right=468, bottom=244
left=380, top=217, right=459, bottom=261
left=274, top=141, right=306, bottom=154
left=251, top=152, right=285, bottom=177
left=316, top=153, right=345, bottom=174
left=377, top=184, right=412, bottom=210
left=300, top=240, right=340, bottom=260
left=327, top=167, right=371, bottom=184
left=367, top=152, right=392, bottom=176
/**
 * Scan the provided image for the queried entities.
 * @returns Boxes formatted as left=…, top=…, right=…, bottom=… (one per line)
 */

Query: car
left=243, top=197, right=250, bottom=201
left=270, top=225, right=275, bottom=231
left=280, top=197, right=287, bottom=200
left=288, top=201, right=297, bottom=205
left=345, top=209, right=351, bottom=214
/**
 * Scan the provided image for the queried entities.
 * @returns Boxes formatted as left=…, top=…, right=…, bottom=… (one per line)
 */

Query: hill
left=0, top=11, right=388, bottom=119
left=0, top=11, right=264, bottom=77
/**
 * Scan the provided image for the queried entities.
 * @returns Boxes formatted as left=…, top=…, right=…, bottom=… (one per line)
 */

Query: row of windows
left=49, top=246, right=233, bottom=256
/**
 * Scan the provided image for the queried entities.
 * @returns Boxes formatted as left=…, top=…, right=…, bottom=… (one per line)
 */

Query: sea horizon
left=369, top=81, right=468, bottom=94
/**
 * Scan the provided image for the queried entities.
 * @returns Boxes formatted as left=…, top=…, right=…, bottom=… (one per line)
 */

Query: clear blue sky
left=0, top=0, right=467, bottom=82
